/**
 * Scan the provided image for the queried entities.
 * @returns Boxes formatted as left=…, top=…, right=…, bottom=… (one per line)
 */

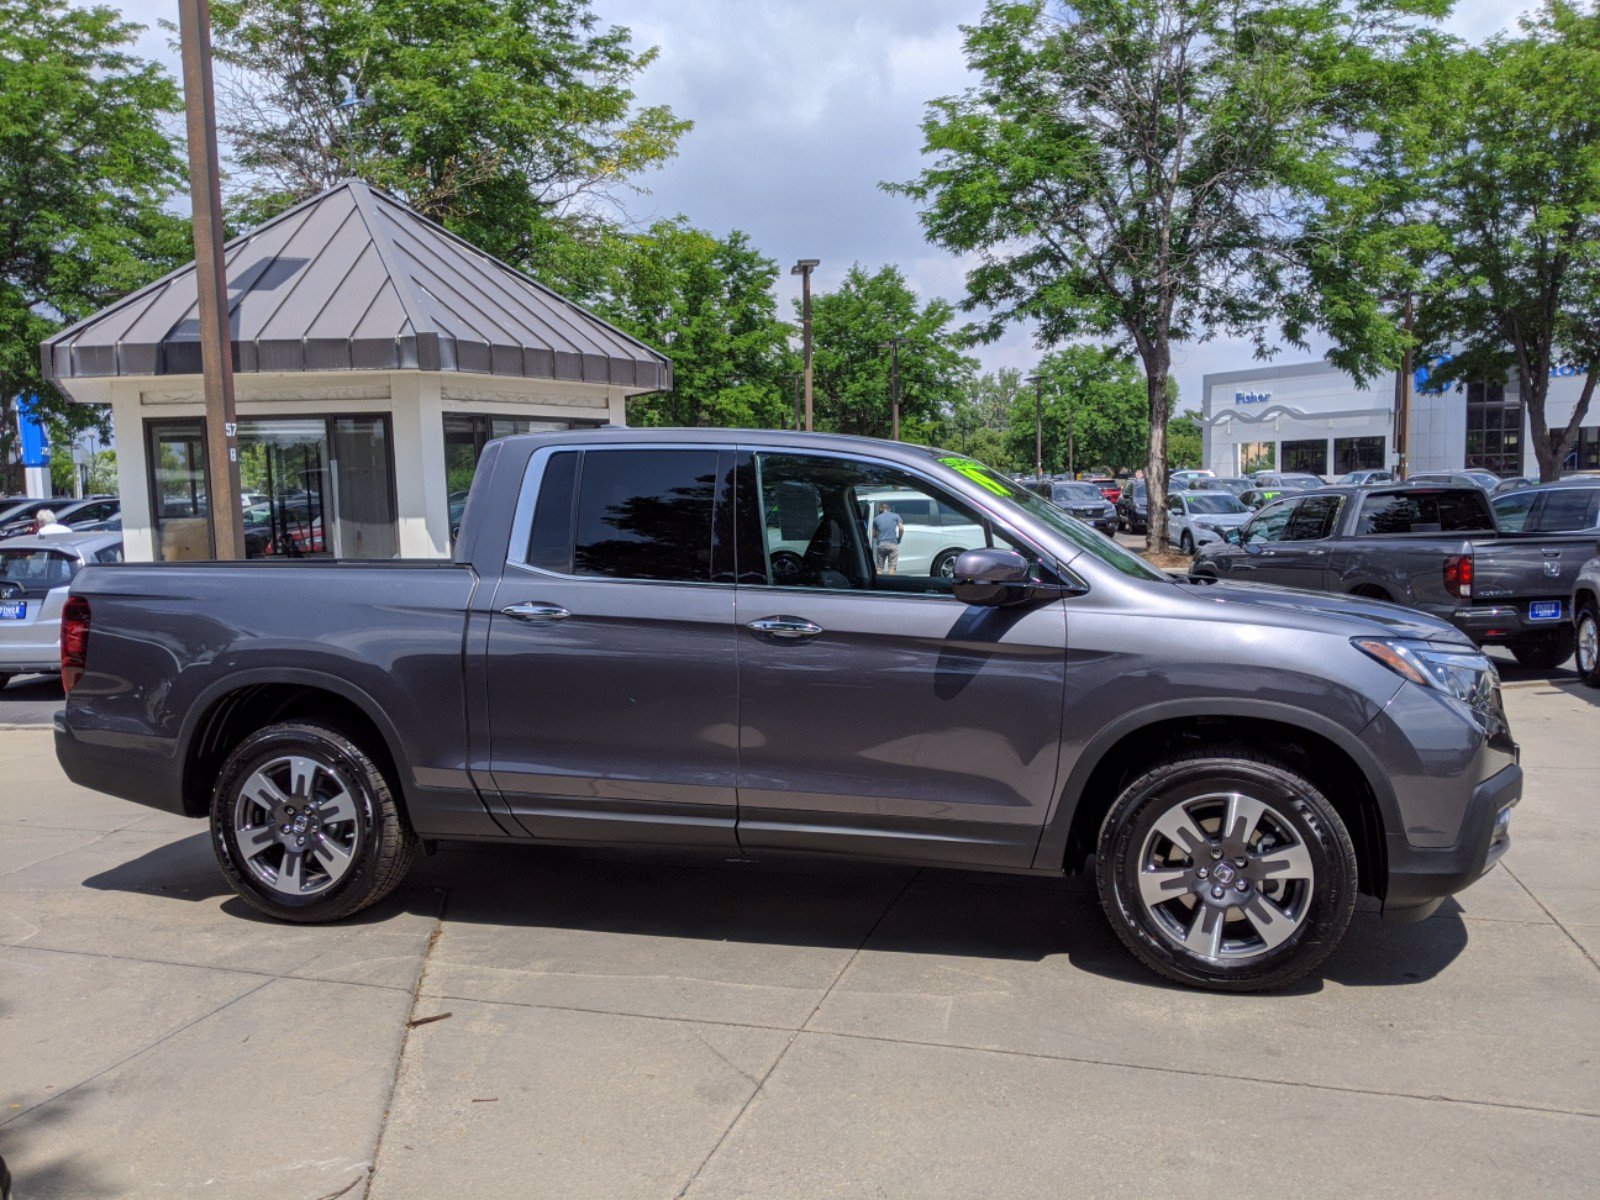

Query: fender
left=1030, top=696, right=1402, bottom=871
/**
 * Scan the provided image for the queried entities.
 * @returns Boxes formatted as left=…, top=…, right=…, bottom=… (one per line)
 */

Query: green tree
left=889, top=0, right=1435, bottom=546
left=210, top=0, right=691, bottom=267
left=1419, top=1, right=1600, bottom=480
left=806, top=264, right=976, bottom=440
left=1167, top=410, right=1204, bottom=469
left=1006, top=347, right=1148, bottom=476
left=942, top=367, right=1024, bottom=468
left=580, top=219, right=797, bottom=428
left=0, top=0, right=188, bottom=474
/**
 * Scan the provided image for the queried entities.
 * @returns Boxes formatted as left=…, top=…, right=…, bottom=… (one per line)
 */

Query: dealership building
left=41, top=180, right=669, bottom=562
left=1201, top=359, right=1598, bottom=479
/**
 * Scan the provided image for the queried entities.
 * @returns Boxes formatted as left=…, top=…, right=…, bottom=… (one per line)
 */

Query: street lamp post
left=177, top=0, right=244, bottom=559
left=791, top=259, right=820, bottom=432
left=1025, top=372, right=1044, bottom=478
left=880, top=336, right=904, bottom=440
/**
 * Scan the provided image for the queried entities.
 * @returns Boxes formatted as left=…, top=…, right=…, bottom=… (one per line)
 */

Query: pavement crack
left=361, top=887, right=451, bottom=1200
left=1500, top=862, right=1600, bottom=974
left=673, top=869, right=922, bottom=1199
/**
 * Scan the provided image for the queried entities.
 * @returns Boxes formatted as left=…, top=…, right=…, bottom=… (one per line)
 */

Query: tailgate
left=1471, top=535, right=1595, bottom=622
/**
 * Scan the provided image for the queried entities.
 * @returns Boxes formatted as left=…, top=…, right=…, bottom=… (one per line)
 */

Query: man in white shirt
left=33, top=509, right=71, bottom=535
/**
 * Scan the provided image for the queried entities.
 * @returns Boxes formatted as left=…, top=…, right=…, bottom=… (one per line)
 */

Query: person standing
left=871, top=501, right=903, bottom=575
left=33, top=509, right=71, bottom=535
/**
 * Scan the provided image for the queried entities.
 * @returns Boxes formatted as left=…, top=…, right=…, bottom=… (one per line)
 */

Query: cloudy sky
left=109, top=0, right=1529, bottom=409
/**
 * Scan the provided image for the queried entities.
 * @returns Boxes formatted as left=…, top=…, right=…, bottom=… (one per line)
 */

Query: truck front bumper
left=1383, top=761, right=1521, bottom=920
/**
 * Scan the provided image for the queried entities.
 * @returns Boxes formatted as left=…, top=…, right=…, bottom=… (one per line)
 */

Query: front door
left=1258, top=493, right=1341, bottom=591
left=484, top=445, right=741, bottom=847
left=732, top=450, right=1067, bottom=868
left=1225, top=496, right=1298, bottom=584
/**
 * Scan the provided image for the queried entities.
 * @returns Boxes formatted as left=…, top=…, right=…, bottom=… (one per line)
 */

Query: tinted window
left=1357, top=490, right=1494, bottom=535
left=568, top=450, right=718, bottom=582
left=0, top=548, right=78, bottom=594
left=1286, top=495, right=1341, bottom=540
left=526, top=450, right=579, bottom=572
left=1492, top=489, right=1537, bottom=533
left=1185, top=493, right=1248, bottom=514
left=1529, top=488, right=1600, bottom=532
left=1052, top=484, right=1102, bottom=504
left=1244, top=499, right=1296, bottom=544
left=94, top=544, right=125, bottom=564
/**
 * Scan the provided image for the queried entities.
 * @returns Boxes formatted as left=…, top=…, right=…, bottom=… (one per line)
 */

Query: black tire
left=769, top=550, right=804, bottom=586
left=211, top=720, right=417, bottom=922
left=931, top=548, right=961, bottom=579
left=0, top=673, right=11, bottom=692
left=1508, top=629, right=1576, bottom=671
left=1179, top=530, right=1194, bottom=555
left=1574, top=605, right=1600, bottom=688
left=1095, top=745, right=1358, bottom=992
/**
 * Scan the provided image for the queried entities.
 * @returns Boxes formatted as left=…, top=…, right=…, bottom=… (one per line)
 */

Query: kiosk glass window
left=147, top=420, right=213, bottom=561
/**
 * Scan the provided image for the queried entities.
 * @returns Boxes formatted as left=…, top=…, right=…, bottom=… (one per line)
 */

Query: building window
left=1239, top=441, right=1275, bottom=474
left=147, top=415, right=398, bottom=562
left=1465, top=382, right=1523, bottom=475
left=1281, top=439, right=1328, bottom=475
left=1568, top=425, right=1600, bottom=471
left=1333, top=436, right=1386, bottom=474
left=443, top=413, right=603, bottom=498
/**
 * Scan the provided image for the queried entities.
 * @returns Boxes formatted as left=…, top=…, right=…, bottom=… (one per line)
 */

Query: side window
left=750, top=452, right=1013, bottom=595
left=1285, top=495, right=1341, bottom=541
left=1359, top=490, right=1494, bottom=535
left=1528, top=489, right=1600, bottom=533
left=1244, top=499, right=1296, bottom=544
left=1493, top=489, right=1537, bottom=533
left=94, top=544, right=125, bottom=564
left=523, top=448, right=719, bottom=583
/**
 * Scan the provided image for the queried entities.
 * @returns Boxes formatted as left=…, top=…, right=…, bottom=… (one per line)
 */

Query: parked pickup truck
left=56, top=430, right=1521, bottom=992
left=1190, top=483, right=1600, bottom=669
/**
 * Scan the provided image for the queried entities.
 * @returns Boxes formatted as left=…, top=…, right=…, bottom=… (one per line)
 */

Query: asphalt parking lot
left=2, top=681, right=1597, bottom=1198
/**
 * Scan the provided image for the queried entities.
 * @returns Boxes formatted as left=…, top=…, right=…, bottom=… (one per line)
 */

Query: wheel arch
left=1035, top=700, right=1393, bottom=899
left=178, top=670, right=413, bottom=819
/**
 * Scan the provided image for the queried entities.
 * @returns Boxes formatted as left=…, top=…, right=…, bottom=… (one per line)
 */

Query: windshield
left=1184, top=494, right=1247, bottom=514
left=930, top=454, right=1166, bottom=581
left=1051, top=483, right=1103, bottom=503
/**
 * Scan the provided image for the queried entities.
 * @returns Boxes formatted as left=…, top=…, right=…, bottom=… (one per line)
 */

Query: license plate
left=1529, top=600, right=1562, bottom=622
left=0, top=600, right=25, bottom=620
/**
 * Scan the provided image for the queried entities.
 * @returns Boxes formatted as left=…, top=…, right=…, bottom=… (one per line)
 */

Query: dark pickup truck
left=1190, top=483, right=1600, bottom=668
left=56, top=429, right=1521, bottom=992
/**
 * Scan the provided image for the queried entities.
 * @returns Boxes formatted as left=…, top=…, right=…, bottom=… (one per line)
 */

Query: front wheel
left=211, top=720, right=418, bottom=922
left=1179, top=531, right=1195, bottom=555
left=1095, top=747, right=1357, bottom=991
left=1576, top=605, right=1600, bottom=688
left=1508, top=630, right=1575, bottom=671
left=0, top=673, right=11, bottom=692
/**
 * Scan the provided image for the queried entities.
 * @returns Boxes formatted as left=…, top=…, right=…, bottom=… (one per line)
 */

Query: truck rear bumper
left=1383, top=761, right=1520, bottom=920
left=1449, top=605, right=1563, bottom=644
left=54, top=715, right=186, bottom=816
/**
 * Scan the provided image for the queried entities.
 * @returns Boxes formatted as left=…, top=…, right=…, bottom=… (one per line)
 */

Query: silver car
left=0, top=531, right=124, bottom=688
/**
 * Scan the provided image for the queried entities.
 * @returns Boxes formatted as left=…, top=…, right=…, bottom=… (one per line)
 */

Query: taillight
left=1444, top=554, right=1473, bottom=600
left=61, top=595, right=91, bottom=693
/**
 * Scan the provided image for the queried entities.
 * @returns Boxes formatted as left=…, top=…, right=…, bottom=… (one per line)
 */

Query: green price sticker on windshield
left=937, top=455, right=1014, bottom=497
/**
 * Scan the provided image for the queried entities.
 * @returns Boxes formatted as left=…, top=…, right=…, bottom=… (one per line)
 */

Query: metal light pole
left=177, top=0, right=244, bottom=559
left=792, top=259, right=819, bottom=432
left=1025, top=372, right=1044, bottom=477
left=880, top=336, right=904, bottom=440
left=1067, top=395, right=1076, bottom=478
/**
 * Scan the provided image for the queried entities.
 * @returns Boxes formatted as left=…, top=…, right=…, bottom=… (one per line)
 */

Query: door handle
left=1308, top=548, right=1327, bottom=557
left=501, top=602, right=571, bottom=623
left=746, top=616, right=823, bottom=640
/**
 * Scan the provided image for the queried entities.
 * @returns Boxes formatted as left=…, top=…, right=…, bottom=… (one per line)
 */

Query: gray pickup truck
left=1191, top=483, right=1600, bottom=669
left=56, top=430, right=1520, bottom=992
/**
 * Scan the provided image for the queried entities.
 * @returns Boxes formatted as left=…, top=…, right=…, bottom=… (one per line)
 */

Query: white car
left=1165, top=491, right=1252, bottom=554
left=1170, top=469, right=1216, bottom=490
left=0, top=531, right=124, bottom=689
left=764, top=486, right=988, bottom=581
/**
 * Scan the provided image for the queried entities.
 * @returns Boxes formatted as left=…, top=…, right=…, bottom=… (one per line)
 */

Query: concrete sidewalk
left=2, top=682, right=1597, bottom=1198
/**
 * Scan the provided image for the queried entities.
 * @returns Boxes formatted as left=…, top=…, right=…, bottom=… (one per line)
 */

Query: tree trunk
left=1143, top=343, right=1172, bottom=552
left=1526, top=370, right=1561, bottom=483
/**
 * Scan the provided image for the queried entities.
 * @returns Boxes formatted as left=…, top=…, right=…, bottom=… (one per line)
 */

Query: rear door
left=483, top=445, right=742, bottom=847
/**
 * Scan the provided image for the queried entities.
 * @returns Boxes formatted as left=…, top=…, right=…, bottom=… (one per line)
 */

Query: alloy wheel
left=1135, top=791, right=1315, bottom=963
left=1579, top=611, right=1598, bottom=677
left=231, top=754, right=362, bottom=898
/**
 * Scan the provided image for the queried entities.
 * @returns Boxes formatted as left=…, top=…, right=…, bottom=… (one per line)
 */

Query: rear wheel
left=1508, top=630, right=1575, bottom=671
left=932, top=549, right=962, bottom=579
left=211, top=720, right=417, bottom=922
left=1576, top=605, right=1600, bottom=688
left=0, top=673, right=10, bottom=692
left=1179, top=531, right=1195, bottom=555
left=1095, top=747, right=1357, bottom=992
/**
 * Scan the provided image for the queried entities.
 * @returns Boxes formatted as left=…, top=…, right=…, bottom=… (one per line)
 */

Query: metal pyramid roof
left=42, top=179, right=670, bottom=392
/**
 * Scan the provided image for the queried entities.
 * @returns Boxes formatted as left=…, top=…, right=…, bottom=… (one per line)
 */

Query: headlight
left=1353, top=637, right=1505, bottom=732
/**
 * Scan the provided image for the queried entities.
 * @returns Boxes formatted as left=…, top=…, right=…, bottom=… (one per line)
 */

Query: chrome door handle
left=746, top=616, right=823, bottom=640
left=1308, top=549, right=1327, bottom=556
left=502, top=602, right=571, bottom=623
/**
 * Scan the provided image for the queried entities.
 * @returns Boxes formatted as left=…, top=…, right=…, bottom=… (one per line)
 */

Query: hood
left=1185, top=511, right=1251, bottom=527
left=1176, top=580, right=1474, bottom=645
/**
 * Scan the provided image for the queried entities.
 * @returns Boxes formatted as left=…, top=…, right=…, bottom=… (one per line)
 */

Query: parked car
left=1192, top=476, right=1254, bottom=498
left=1080, top=476, right=1122, bottom=504
left=1336, top=469, right=1395, bottom=486
left=1238, top=485, right=1290, bottom=510
left=1191, top=482, right=1598, bottom=667
left=1251, top=472, right=1325, bottom=491
left=55, top=429, right=1522, bottom=993
left=1169, top=469, right=1215, bottom=490
left=0, top=531, right=124, bottom=689
left=1491, top=476, right=1536, bottom=497
left=1116, top=480, right=1148, bottom=533
left=1166, top=491, right=1254, bottom=554
left=1048, top=481, right=1119, bottom=536
left=1491, top=478, right=1600, bottom=537
left=1573, top=553, right=1600, bottom=687
left=1410, top=470, right=1502, bottom=491
left=55, top=496, right=121, bottom=529
left=0, top=495, right=117, bottom=538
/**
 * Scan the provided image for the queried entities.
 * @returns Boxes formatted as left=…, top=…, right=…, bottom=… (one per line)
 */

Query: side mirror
left=1223, top=527, right=1242, bottom=546
left=952, top=547, right=1033, bottom=607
